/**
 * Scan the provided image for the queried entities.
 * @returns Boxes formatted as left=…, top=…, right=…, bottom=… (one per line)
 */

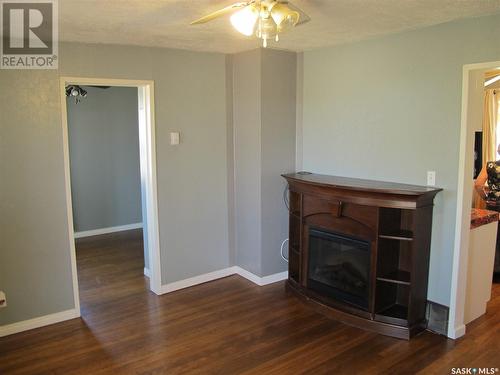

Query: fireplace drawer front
left=302, top=195, right=378, bottom=231
left=303, top=195, right=342, bottom=218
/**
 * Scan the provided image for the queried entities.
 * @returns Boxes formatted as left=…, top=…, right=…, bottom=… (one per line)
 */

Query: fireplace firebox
left=308, top=229, right=370, bottom=310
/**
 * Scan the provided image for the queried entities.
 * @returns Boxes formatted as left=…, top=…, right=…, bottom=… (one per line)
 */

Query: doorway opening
left=450, top=62, right=500, bottom=339
left=60, top=78, right=162, bottom=317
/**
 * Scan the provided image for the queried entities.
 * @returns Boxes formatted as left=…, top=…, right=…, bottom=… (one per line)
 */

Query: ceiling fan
left=65, top=85, right=111, bottom=104
left=191, top=0, right=310, bottom=48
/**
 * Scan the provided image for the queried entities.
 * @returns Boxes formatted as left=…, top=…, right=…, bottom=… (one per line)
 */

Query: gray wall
left=233, top=49, right=262, bottom=275
left=232, top=49, right=296, bottom=277
left=0, top=69, right=75, bottom=325
left=67, top=86, right=142, bottom=232
left=301, top=14, right=500, bottom=306
left=0, top=42, right=230, bottom=326
left=260, top=49, right=297, bottom=276
left=225, top=55, right=236, bottom=266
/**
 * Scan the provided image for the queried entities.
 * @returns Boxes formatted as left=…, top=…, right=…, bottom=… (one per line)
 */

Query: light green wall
left=0, top=42, right=230, bottom=325
left=301, top=14, right=500, bottom=306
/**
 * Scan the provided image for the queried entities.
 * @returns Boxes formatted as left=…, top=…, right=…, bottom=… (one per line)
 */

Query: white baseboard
left=159, top=266, right=288, bottom=294
left=144, top=267, right=150, bottom=278
left=74, top=223, right=143, bottom=239
left=160, top=267, right=239, bottom=294
left=234, top=267, right=288, bottom=286
left=0, top=308, right=80, bottom=338
left=260, top=271, right=289, bottom=285
left=448, top=324, right=466, bottom=339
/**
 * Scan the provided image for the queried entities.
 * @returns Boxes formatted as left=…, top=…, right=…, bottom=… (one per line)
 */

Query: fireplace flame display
left=314, top=263, right=367, bottom=290
left=308, top=229, right=370, bottom=310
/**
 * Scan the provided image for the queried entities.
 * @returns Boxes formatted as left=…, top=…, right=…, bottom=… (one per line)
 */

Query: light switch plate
left=170, top=132, right=180, bottom=145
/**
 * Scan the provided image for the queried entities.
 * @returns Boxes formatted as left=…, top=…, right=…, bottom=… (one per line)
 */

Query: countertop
left=471, top=208, right=499, bottom=229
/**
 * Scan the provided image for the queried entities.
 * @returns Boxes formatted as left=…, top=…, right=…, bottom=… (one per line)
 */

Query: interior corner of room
left=1, top=2, right=500, bottom=372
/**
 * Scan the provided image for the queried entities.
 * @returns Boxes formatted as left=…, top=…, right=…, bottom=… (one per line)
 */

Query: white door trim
left=449, top=61, right=500, bottom=339
left=60, top=77, right=163, bottom=310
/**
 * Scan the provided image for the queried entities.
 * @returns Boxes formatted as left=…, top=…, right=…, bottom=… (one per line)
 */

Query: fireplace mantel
left=282, top=173, right=442, bottom=340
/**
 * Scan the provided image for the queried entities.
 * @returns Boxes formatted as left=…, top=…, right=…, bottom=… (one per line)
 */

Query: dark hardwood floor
left=1, top=229, right=499, bottom=374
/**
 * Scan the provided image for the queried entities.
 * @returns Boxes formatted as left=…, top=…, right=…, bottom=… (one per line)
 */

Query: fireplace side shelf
left=379, top=230, right=413, bottom=241
left=376, top=270, right=411, bottom=285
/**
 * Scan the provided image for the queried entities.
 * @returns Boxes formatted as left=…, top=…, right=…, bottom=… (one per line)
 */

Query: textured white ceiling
left=60, top=0, right=500, bottom=53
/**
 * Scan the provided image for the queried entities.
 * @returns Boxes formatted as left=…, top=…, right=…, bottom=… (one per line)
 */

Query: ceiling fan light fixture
left=230, top=5, right=258, bottom=36
left=256, top=15, right=278, bottom=47
left=191, top=0, right=310, bottom=48
left=66, top=85, right=89, bottom=104
left=270, top=3, right=299, bottom=31
left=258, top=16, right=277, bottom=38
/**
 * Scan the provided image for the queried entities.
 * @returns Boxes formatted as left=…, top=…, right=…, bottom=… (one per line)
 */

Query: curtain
left=482, top=89, right=498, bottom=164
left=498, top=89, right=500, bottom=122
left=485, top=70, right=500, bottom=81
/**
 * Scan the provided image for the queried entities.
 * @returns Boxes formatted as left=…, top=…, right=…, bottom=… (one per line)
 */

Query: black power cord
left=283, top=182, right=290, bottom=212
left=281, top=182, right=290, bottom=262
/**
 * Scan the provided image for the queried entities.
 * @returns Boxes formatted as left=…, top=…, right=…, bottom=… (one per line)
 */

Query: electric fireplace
left=282, top=172, right=442, bottom=339
left=308, top=228, right=370, bottom=310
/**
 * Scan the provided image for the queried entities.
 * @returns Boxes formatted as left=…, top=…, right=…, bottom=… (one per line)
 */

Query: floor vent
left=426, top=300, right=449, bottom=336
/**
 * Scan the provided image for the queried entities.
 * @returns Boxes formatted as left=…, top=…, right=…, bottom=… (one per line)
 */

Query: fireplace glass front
left=308, top=228, right=370, bottom=310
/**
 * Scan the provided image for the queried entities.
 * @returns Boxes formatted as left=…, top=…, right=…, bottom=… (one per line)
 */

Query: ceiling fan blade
left=285, top=2, right=311, bottom=26
left=190, top=2, right=251, bottom=25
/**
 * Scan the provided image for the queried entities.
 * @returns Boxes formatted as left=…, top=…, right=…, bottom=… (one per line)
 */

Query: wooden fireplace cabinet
left=282, top=173, right=442, bottom=340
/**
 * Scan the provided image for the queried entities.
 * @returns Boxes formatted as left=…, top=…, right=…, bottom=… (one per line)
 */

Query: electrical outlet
left=0, top=291, right=6, bottom=308
left=427, top=171, right=436, bottom=186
